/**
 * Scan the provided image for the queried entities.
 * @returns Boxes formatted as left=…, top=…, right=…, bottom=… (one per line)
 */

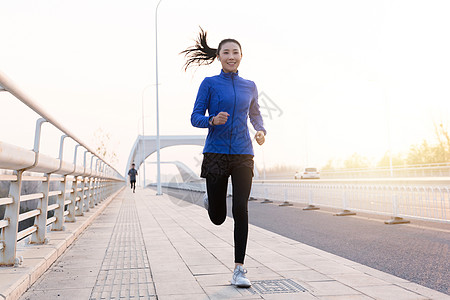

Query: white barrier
left=249, top=183, right=449, bottom=223
left=159, top=180, right=449, bottom=224
left=0, top=71, right=124, bottom=266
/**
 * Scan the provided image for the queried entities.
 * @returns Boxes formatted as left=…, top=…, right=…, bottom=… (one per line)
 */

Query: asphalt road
left=161, top=187, right=450, bottom=295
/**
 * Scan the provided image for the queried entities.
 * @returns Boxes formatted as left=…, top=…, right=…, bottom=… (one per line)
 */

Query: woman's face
left=217, top=42, right=242, bottom=73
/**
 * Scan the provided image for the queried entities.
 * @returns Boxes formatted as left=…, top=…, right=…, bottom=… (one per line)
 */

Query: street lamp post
left=155, top=0, right=162, bottom=195
left=140, top=84, right=156, bottom=188
left=369, top=78, right=394, bottom=177
left=141, top=87, right=146, bottom=188
left=383, top=88, right=394, bottom=177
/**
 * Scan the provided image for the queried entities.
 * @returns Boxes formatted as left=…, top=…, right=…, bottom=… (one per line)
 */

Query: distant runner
left=128, top=163, right=138, bottom=193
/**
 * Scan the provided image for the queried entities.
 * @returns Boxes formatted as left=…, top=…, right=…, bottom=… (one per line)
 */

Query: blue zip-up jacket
left=191, top=70, right=266, bottom=155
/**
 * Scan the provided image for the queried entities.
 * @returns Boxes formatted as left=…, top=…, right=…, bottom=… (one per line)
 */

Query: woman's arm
left=249, top=84, right=266, bottom=136
left=191, top=79, right=212, bottom=128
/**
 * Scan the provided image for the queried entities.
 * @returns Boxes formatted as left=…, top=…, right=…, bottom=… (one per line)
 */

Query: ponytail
left=181, top=27, right=243, bottom=71
left=181, top=28, right=217, bottom=70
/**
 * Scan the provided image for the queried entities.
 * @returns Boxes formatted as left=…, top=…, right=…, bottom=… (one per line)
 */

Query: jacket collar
left=219, top=69, right=239, bottom=79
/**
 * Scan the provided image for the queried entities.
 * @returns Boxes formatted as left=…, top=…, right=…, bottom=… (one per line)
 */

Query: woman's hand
left=212, top=112, right=230, bottom=125
left=255, top=131, right=265, bottom=145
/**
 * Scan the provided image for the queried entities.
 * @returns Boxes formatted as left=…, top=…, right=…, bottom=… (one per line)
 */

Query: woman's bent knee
left=209, top=214, right=226, bottom=225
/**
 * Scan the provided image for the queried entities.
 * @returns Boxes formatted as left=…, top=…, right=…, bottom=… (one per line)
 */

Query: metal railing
left=267, top=163, right=450, bottom=180
left=159, top=179, right=450, bottom=224
left=249, top=183, right=449, bottom=223
left=320, top=163, right=450, bottom=178
left=0, top=71, right=125, bottom=266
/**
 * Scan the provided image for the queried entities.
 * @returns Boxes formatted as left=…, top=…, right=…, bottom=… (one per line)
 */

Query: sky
left=1, top=0, right=450, bottom=181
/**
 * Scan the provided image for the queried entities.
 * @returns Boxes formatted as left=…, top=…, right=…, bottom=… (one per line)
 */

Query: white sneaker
left=203, top=192, right=209, bottom=210
left=231, top=265, right=251, bottom=288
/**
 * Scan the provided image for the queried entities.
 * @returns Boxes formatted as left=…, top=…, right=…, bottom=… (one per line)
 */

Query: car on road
left=295, top=168, right=320, bottom=179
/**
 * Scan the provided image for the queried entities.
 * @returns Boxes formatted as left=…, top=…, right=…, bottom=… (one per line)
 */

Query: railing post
left=101, top=178, right=104, bottom=201
left=99, top=179, right=103, bottom=200
left=279, top=187, right=293, bottom=206
left=88, top=156, right=95, bottom=208
left=96, top=163, right=101, bottom=203
left=93, top=158, right=100, bottom=205
left=65, top=175, right=76, bottom=222
left=261, top=187, right=273, bottom=203
left=82, top=176, right=89, bottom=212
left=303, top=186, right=319, bottom=210
left=91, top=177, right=96, bottom=205
left=106, top=180, right=110, bottom=199
left=52, top=175, right=67, bottom=231
left=50, top=134, right=69, bottom=231
left=100, top=178, right=104, bottom=201
left=106, top=179, right=110, bottom=199
left=99, top=162, right=104, bottom=202
left=335, top=186, right=356, bottom=216
left=92, top=177, right=97, bottom=205
left=96, top=177, right=101, bottom=204
left=82, top=150, right=91, bottom=211
left=103, top=180, right=108, bottom=200
left=440, top=187, right=447, bottom=221
left=88, top=177, right=95, bottom=208
left=0, top=170, right=23, bottom=266
left=31, top=173, right=50, bottom=244
left=385, top=190, right=410, bottom=224
left=74, top=176, right=84, bottom=216
left=101, top=163, right=106, bottom=201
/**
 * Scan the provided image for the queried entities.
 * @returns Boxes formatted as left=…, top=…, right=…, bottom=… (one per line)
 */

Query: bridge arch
left=125, top=135, right=206, bottom=178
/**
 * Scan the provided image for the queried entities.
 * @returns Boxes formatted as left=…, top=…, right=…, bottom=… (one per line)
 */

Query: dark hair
left=181, top=27, right=242, bottom=70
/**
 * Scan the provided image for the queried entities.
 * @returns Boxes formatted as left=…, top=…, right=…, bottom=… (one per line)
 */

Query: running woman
left=182, top=28, right=266, bottom=288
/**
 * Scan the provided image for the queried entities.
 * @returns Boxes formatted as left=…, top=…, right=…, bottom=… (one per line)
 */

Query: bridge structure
left=0, top=71, right=449, bottom=299
left=125, top=134, right=206, bottom=186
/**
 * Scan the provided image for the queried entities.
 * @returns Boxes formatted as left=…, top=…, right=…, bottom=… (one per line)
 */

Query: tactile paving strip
left=90, top=197, right=156, bottom=299
left=250, top=279, right=307, bottom=295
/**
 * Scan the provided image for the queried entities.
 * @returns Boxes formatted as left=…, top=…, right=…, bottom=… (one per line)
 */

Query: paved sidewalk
left=20, top=188, right=449, bottom=299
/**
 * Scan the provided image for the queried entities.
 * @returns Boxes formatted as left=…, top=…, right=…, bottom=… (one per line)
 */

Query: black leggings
left=206, top=166, right=253, bottom=264
left=130, top=181, right=136, bottom=189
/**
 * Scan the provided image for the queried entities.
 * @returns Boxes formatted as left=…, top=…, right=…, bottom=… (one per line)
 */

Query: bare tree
left=405, top=121, right=450, bottom=165
left=93, top=128, right=119, bottom=168
left=377, top=152, right=405, bottom=167
left=434, top=122, right=450, bottom=162
left=344, top=153, right=370, bottom=169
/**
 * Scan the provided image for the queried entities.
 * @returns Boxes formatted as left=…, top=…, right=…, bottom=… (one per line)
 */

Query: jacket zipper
left=229, top=74, right=237, bottom=154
